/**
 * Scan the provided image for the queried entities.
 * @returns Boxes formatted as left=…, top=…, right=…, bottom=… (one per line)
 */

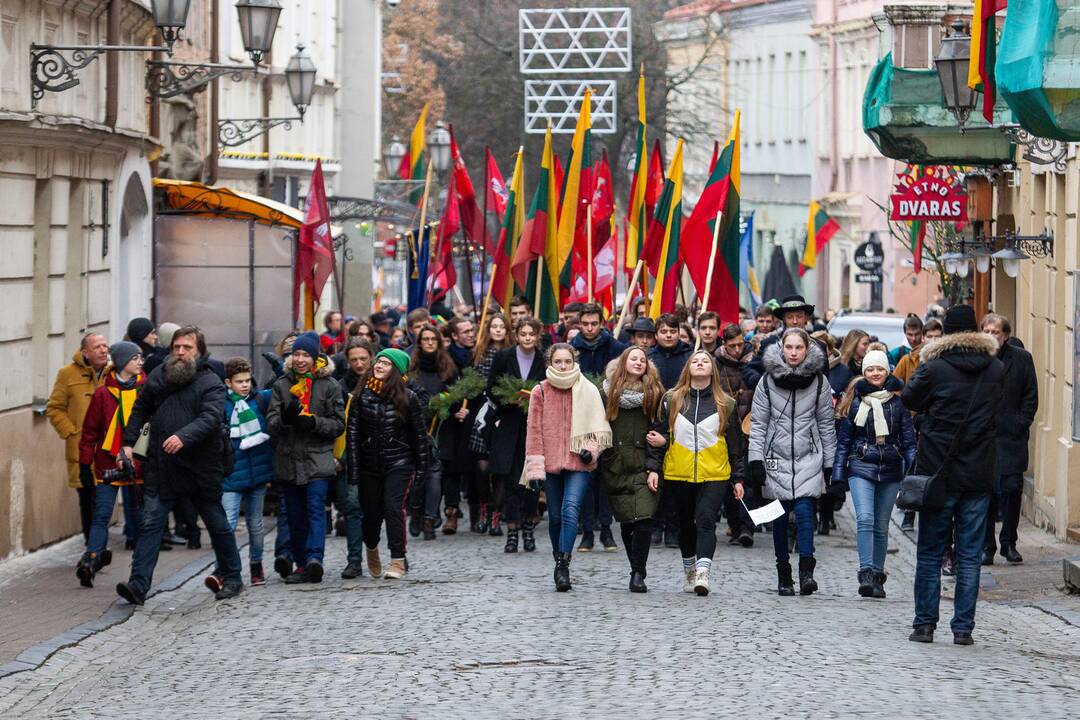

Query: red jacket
left=78, top=371, right=145, bottom=484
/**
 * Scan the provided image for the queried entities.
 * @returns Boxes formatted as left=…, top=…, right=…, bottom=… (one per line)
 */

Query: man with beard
left=115, top=326, right=243, bottom=604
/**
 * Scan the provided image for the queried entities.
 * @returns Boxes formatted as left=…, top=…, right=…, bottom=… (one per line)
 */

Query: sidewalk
left=0, top=523, right=255, bottom=672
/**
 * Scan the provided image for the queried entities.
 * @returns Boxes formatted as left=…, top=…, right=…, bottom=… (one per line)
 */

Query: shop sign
left=889, top=166, right=967, bottom=222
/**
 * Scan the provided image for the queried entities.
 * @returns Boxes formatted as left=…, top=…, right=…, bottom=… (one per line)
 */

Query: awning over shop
left=997, top=0, right=1080, bottom=142
left=153, top=178, right=304, bottom=229
left=863, top=53, right=1016, bottom=165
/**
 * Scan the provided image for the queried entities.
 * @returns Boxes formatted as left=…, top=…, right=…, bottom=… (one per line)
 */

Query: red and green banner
left=682, top=111, right=742, bottom=322
left=398, top=103, right=429, bottom=204
left=799, top=200, right=840, bottom=276
left=969, top=0, right=1008, bottom=123
left=512, top=125, right=559, bottom=323
left=491, top=148, right=524, bottom=311
left=449, top=124, right=492, bottom=253
left=646, top=139, right=684, bottom=320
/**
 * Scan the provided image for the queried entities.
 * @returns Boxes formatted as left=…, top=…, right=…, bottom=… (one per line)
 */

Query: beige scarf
left=545, top=365, right=612, bottom=454
left=854, top=389, right=892, bottom=442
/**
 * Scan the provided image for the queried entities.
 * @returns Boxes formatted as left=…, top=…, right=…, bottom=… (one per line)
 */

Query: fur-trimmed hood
left=762, top=336, right=827, bottom=381
left=283, top=353, right=336, bottom=379
left=919, top=331, right=998, bottom=363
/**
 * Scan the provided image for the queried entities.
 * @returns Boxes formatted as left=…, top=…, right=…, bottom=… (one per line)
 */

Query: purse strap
left=934, top=372, right=985, bottom=474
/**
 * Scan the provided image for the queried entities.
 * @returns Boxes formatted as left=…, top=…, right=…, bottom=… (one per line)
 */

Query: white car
left=827, top=312, right=909, bottom=353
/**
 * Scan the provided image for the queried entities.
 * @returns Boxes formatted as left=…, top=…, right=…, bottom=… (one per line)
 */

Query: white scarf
left=546, top=366, right=612, bottom=454
left=854, top=389, right=892, bottom=441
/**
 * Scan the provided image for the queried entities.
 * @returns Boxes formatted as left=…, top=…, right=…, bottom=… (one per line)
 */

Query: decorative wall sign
left=889, top=165, right=968, bottom=222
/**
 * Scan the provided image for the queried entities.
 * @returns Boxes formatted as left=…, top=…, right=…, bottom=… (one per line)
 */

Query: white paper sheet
left=743, top=498, right=786, bottom=526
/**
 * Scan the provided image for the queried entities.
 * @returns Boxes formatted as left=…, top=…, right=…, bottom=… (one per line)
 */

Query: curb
left=0, top=539, right=248, bottom=679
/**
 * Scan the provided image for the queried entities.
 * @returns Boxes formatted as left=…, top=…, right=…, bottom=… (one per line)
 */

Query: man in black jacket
left=647, top=313, right=692, bottom=389
left=116, top=326, right=244, bottom=605
left=570, top=302, right=626, bottom=378
left=902, top=305, right=1003, bottom=646
left=980, top=314, right=1038, bottom=565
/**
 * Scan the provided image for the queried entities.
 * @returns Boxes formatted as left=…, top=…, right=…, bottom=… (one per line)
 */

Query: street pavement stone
left=1, top=511, right=1079, bottom=719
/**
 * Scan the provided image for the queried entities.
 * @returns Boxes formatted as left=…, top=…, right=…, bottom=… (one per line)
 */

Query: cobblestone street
left=2, top=513, right=1079, bottom=719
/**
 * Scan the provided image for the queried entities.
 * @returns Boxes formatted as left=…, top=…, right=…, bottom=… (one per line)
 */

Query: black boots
left=626, top=526, right=651, bottom=593
left=554, top=552, right=572, bottom=591
left=776, top=561, right=795, bottom=596
left=522, top=521, right=537, bottom=552
left=629, top=572, right=647, bottom=593
left=473, top=503, right=489, bottom=534
left=422, top=517, right=436, bottom=541
left=504, top=529, right=519, bottom=553
left=408, top=507, right=423, bottom=538
left=1001, top=544, right=1024, bottom=563
left=488, top=511, right=503, bottom=537
left=76, top=552, right=96, bottom=588
left=872, top=570, right=887, bottom=599
left=858, top=567, right=874, bottom=597
left=798, top=556, right=818, bottom=595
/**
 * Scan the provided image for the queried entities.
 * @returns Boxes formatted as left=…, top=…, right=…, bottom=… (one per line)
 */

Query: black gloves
left=282, top=400, right=300, bottom=425
left=294, top=413, right=316, bottom=432
left=750, top=460, right=766, bottom=487
left=527, top=479, right=543, bottom=493
left=79, top=463, right=94, bottom=487
left=823, top=465, right=833, bottom=484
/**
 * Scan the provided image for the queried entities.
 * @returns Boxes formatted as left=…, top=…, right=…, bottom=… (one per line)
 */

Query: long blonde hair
left=667, top=350, right=730, bottom=434
left=604, top=347, right=664, bottom=422
left=839, top=329, right=869, bottom=368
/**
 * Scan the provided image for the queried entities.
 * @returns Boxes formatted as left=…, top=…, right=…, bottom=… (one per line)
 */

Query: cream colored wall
left=996, top=160, right=1080, bottom=539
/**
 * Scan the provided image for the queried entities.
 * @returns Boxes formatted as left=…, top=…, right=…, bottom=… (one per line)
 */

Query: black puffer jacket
left=833, top=376, right=917, bottom=484
left=122, top=357, right=226, bottom=500
left=901, top=331, right=1004, bottom=497
left=346, top=382, right=429, bottom=485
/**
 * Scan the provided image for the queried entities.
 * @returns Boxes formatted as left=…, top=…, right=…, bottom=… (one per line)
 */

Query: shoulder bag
left=896, top=374, right=984, bottom=512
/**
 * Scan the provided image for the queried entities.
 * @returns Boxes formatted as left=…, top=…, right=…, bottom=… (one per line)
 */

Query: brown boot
left=442, top=506, right=459, bottom=535
left=422, top=517, right=436, bottom=540
left=384, top=558, right=407, bottom=579
left=366, top=547, right=383, bottom=578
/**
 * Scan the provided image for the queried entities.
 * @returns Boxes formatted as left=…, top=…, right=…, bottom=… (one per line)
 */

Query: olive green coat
left=599, top=394, right=665, bottom=523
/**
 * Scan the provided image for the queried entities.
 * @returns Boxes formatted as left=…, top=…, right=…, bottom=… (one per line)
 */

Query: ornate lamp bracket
left=217, top=117, right=300, bottom=148
left=146, top=61, right=254, bottom=100
left=31, top=43, right=168, bottom=108
left=1001, top=126, right=1068, bottom=173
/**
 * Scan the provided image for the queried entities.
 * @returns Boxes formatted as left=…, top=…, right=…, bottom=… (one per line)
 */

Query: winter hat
left=291, top=331, right=321, bottom=359
left=110, top=341, right=142, bottom=371
left=862, top=350, right=889, bottom=373
left=376, top=348, right=410, bottom=376
left=157, top=322, right=181, bottom=349
left=126, top=317, right=155, bottom=346
left=943, top=304, right=977, bottom=335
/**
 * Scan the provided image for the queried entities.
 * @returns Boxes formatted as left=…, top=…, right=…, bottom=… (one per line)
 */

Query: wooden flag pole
left=418, top=159, right=435, bottom=261
left=695, top=209, right=724, bottom=351
left=534, top=256, right=544, bottom=318
left=477, top=260, right=497, bottom=347
left=586, top=203, right=594, bottom=302
left=616, top=259, right=645, bottom=334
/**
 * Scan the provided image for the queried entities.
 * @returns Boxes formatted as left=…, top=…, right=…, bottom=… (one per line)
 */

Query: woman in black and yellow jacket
left=658, top=350, right=746, bottom=597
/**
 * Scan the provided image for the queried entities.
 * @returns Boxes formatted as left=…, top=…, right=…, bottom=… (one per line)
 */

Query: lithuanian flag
left=647, top=139, right=684, bottom=320
left=968, top=0, right=1008, bottom=124
left=625, top=68, right=647, bottom=271
left=491, top=148, right=525, bottom=311
left=555, top=88, right=592, bottom=300
left=799, top=200, right=840, bottom=276
left=682, top=111, right=742, bottom=322
left=512, top=125, right=560, bottom=323
left=398, top=102, right=430, bottom=204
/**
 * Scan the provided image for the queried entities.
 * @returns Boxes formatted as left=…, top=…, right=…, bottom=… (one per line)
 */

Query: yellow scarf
left=102, top=385, right=138, bottom=455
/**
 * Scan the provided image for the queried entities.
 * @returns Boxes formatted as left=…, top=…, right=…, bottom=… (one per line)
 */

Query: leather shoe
left=1001, top=545, right=1024, bottom=563
left=908, top=625, right=934, bottom=643
left=981, top=548, right=994, bottom=566
left=628, top=572, right=647, bottom=593
left=953, top=632, right=974, bottom=646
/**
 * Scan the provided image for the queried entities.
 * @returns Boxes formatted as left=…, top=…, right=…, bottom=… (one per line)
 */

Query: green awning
left=863, top=53, right=1015, bottom=165
left=998, top=0, right=1080, bottom=141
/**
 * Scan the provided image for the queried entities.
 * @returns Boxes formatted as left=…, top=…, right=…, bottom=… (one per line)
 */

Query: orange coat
left=45, top=350, right=108, bottom=488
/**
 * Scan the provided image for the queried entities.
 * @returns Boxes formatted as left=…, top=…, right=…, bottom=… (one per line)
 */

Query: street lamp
left=384, top=136, right=406, bottom=177
left=236, top=0, right=283, bottom=68
left=151, top=0, right=193, bottom=51
left=991, top=245, right=1028, bottom=278
left=935, top=20, right=980, bottom=131
left=284, top=43, right=317, bottom=120
left=428, top=120, right=452, bottom=173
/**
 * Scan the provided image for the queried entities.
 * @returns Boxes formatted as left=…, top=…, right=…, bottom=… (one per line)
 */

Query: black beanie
left=126, top=317, right=155, bottom=346
left=943, top=304, right=977, bottom=335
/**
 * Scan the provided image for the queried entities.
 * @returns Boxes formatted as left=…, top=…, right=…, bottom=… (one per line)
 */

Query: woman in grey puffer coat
left=748, top=328, right=836, bottom=597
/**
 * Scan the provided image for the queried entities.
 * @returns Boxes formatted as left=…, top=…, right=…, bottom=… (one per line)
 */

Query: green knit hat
left=376, top=348, right=410, bottom=377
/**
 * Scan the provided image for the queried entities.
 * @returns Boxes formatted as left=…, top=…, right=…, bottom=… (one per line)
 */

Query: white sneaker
left=683, top=568, right=696, bottom=593
left=693, top=568, right=710, bottom=596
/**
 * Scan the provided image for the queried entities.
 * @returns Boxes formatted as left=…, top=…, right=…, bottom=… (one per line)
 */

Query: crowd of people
left=44, top=291, right=1038, bottom=645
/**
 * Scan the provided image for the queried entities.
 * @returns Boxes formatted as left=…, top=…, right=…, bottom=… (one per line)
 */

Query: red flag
left=449, top=125, right=491, bottom=254
left=430, top=170, right=460, bottom=303
left=645, top=140, right=665, bottom=221
left=591, top=149, right=614, bottom=253
left=485, top=148, right=509, bottom=223
left=294, top=159, right=334, bottom=316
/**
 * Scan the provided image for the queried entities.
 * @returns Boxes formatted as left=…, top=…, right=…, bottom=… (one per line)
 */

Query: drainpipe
left=209, top=0, right=220, bottom=184
left=105, top=0, right=120, bottom=128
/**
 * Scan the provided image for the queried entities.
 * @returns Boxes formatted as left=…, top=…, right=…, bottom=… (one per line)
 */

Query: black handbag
left=896, top=374, right=984, bottom=512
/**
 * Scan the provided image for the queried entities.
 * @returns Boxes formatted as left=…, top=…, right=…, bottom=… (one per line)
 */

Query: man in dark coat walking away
left=980, top=313, right=1038, bottom=565
left=902, top=304, right=1003, bottom=646
left=115, top=326, right=244, bottom=605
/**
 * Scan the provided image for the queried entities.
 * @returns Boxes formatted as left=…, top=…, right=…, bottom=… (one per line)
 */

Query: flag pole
left=477, top=260, right=497, bottom=347
left=586, top=203, right=594, bottom=302
left=696, top=209, right=724, bottom=351
left=534, top=256, right=544, bottom=318
left=478, top=146, right=490, bottom=322
left=417, top=160, right=435, bottom=302
left=616, top=259, right=644, bottom=335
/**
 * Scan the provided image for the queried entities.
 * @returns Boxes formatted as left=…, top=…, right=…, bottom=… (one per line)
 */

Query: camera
left=102, top=452, right=135, bottom=484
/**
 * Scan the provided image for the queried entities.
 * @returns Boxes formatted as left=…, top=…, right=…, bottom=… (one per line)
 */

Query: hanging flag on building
left=294, top=159, right=335, bottom=321
left=485, top=148, right=509, bottom=223
left=682, top=111, right=742, bottom=322
left=909, top=220, right=926, bottom=274
left=799, top=200, right=840, bottom=276
left=513, top=125, right=559, bottom=323
left=449, top=124, right=491, bottom=254
left=399, top=103, right=430, bottom=204
left=625, top=67, right=648, bottom=271
left=646, top=139, right=684, bottom=320
left=739, top=211, right=762, bottom=310
left=969, top=0, right=1008, bottom=123
left=491, top=148, right=524, bottom=311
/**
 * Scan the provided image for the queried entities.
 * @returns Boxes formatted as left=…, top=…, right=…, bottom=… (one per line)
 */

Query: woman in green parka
left=600, top=346, right=668, bottom=593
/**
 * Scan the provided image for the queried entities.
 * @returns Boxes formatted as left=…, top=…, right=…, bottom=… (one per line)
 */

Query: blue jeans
left=334, top=473, right=364, bottom=564
left=848, top=477, right=900, bottom=571
left=283, top=479, right=330, bottom=566
left=88, top=484, right=141, bottom=556
left=273, top=488, right=291, bottom=561
left=544, top=470, right=591, bottom=554
left=120, top=485, right=140, bottom=542
left=772, top=497, right=816, bottom=563
left=128, top=490, right=242, bottom=596
left=222, top=486, right=267, bottom=564
left=914, top=493, right=990, bottom=634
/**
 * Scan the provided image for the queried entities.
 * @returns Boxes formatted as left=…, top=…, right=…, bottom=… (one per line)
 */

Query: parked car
left=827, top=312, right=908, bottom=353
